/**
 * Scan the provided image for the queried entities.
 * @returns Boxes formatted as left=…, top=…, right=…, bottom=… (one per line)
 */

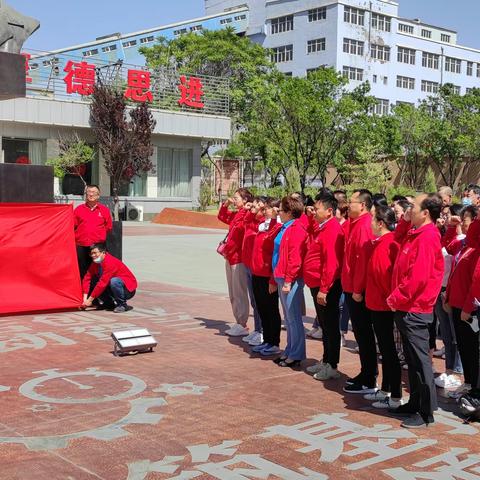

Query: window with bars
left=307, top=38, right=326, bottom=54
left=122, top=40, right=137, bottom=48
left=421, top=80, right=439, bottom=94
left=220, top=18, right=233, bottom=24
left=371, top=13, right=391, bottom=32
left=173, top=28, right=187, bottom=35
left=140, top=36, right=154, bottom=44
left=343, top=38, right=364, bottom=56
left=190, top=25, right=203, bottom=32
left=101, top=44, right=117, bottom=53
left=477, top=64, right=480, bottom=78
left=467, top=62, right=473, bottom=76
left=344, top=6, right=364, bottom=26
left=371, top=44, right=390, bottom=62
left=441, top=34, right=451, bottom=43
left=271, top=15, right=294, bottom=34
left=445, top=57, right=462, bottom=74
left=343, top=66, right=363, bottom=81
left=308, top=7, right=327, bottom=22
left=234, top=14, right=247, bottom=21
left=397, top=47, right=416, bottom=65
left=398, top=23, right=414, bottom=34
left=83, top=49, right=98, bottom=57
left=373, top=99, right=390, bottom=116
left=397, top=75, right=415, bottom=89
left=421, top=29, right=432, bottom=38
left=422, top=52, right=440, bottom=69
left=451, top=85, right=461, bottom=95
left=271, top=44, right=293, bottom=63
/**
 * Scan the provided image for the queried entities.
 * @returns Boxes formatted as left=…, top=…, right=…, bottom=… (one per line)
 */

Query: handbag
left=216, top=233, right=229, bottom=257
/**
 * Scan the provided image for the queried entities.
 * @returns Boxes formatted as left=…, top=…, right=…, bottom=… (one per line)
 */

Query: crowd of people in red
left=218, top=184, right=480, bottom=429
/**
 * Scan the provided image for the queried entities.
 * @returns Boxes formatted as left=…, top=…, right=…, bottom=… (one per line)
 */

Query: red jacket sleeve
left=217, top=204, right=236, bottom=225
left=463, top=255, right=480, bottom=314
left=104, top=206, right=113, bottom=233
left=284, top=228, right=307, bottom=283
left=319, top=229, right=344, bottom=294
left=306, top=215, right=320, bottom=236
left=442, top=226, right=457, bottom=248
left=394, top=217, right=411, bottom=244
left=352, top=228, right=373, bottom=295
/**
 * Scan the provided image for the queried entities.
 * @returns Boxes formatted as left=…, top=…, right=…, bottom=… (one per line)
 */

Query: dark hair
left=469, top=186, right=480, bottom=196
left=374, top=206, right=396, bottom=232
left=90, top=242, right=107, bottom=253
left=254, top=195, right=268, bottom=204
left=265, top=197, right=280, bottom=209
left=396, top=199, right=411, bottom=212
left=315, top=188, right=338, bottom=212
left=467, top=183, right=479, bottom=190
left=337, top=200, right=349, bottom=218
left=304, top=195, right=315, bottom=207
left=392, top=194, right=407, bottom=202
left=86, top=184, right=100, bottom=191
left=373, top=193, right=387, bottom=202
left=373, top=197, right=389, bottom=209
left=235, top=188, right=253, bottom=203
left=461, top=205, right=478, bottom=220
left=333, top=190, right=347, bottom=202
left=353, top=189, right=373, bottom=210
left=449, top=203, right=463, bottom=217
left=420, top=193, right=443, bottom=222
left=281, top=195, right=305, bottom=219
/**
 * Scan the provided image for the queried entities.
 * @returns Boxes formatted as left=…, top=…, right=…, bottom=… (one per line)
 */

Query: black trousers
left=371, top=310, right=402, bottom=398
left=452, top=307, right=479, bottom=389
left=77, top=245, right=92, bottom=279
left=252, top=275, right=281, bottom=347
left=345, top=293, right=377, bottom=387
left=395, top=311, right=437, bottom=421
left=310, top=279, right=343, bottom=369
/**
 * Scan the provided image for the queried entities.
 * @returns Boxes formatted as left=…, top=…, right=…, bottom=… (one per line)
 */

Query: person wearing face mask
left=81, top=243, right=137, bottom=313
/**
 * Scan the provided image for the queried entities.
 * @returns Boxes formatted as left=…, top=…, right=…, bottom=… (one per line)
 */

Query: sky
left=11, top=0, right=480, bottom=52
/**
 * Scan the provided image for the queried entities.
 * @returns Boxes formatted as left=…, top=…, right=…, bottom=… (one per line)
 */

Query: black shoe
left=96, top=303, right=115, bottom=311
left=345, top=374, right=363, bottom=386
left=279, top=359, right=301, bottom=368
left=388, top=403, right=418, bottom=416
left=401, top=414, right=433, bottom=429
left=343, top=384, right=378, bottom=394
left=273, top=357, right=287, bottom=365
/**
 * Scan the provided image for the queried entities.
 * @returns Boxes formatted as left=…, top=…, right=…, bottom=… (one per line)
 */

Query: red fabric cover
left=341, top=213, right=374, bottom=294
left=388, top=223, right=444, bottom=314
left=217, top=204, right=247, bottom=265
left=241, top=211, right=263, bottom=270
left=0, top=203, right=82, bottom=314
left=303, top=217, right=345, bottom=292
left=250, top=220, right=281, bottom=278
left=365, top=232, right=400, bottom=311
left=273, top=219, right=308, bottom=283
left=82, top=253, right=137, bottom=299
left=74, top=202, right=113, bottom=247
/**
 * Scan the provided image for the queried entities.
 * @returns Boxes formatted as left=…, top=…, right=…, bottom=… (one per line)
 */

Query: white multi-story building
left=206, top=0, right=480, bottom=111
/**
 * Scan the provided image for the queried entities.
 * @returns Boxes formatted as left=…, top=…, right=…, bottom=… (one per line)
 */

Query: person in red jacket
left=444, top=216, right=480, bottom=398
left=217, top=188, right=253, bottom=337
left=273, top=195, right=308, bottom=368
left=387, top=193, right=444, bottom=428
left=81, top=243, right=137, bottom=313
left=74, top=185, right=113, bottom=278
left=303, top=189, right=345, bottom=380
left=364, top=206, right=402, bottom=409
left=342, top=189, right=377, bottom=394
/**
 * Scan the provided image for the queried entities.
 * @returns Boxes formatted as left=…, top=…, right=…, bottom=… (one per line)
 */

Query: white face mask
left=93, top=256, right=103, bottom=264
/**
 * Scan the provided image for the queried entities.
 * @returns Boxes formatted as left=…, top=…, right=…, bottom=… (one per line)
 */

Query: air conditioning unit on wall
left=126, top=204, right=144, bottom=221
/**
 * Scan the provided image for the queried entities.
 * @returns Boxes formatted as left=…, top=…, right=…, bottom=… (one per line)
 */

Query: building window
left=284, top=72, right=293, bottom=77
left=271, top=15, right=294, bottom=34
left=82, top=49, right=98, bottom=57
left=397, top=46, right=416, bottom=65
left=343, top=66, right=363, bottom=81
left=371, top=44, right=390, bottom=62
left=140, top=36, right=154, bottom=44
left=422, top=52, right=440, bottom=69
left=1, top=138, right=44, bottom=165
left=30, top=62, right=39, bottom=70
left=308, top=7, right=326, bottom=22
left=421, top=80, right=439, bottom=94
left=451, top=85, right=461, bottom=95
left=421, top=29, right=432, bottom=39
left=371, top=13, right=391, bottom=32
left=343, top=38, right=364, bottom=56
left=445, top=57, right=462, bottom=74
left=373, top=99, right=390, bottom=116
left=220, top=17, right=233, bottom=24
left=398, top=23, right=414, bottom=34
left=383, top=76, right=388, bottom=85
left=373, top=74, right=377, bottom=83
left=344, top=6, right=364, bottom=26
left=42, top=57, right=59, bottom=66
left=157, top=148, right=193, bottom=198
left=307, top=38, right=326, bottom=54
left=234, top=14, right=247, bottom=21
left=190, top=25, right=203, bottom=32
left=271, top=44, right=293, bottom=63
left=397, top=75, right=415, bottom=90
left=467, top=62, right=473, bottom=76
left=101, top=44, right=117, bottom=53
left=477, top=64, right=480, bottom=78
left=173, top=28, right=188, bottom=35
left=122, top=40, right=137, bottom=48
left=441, top=34, right=451, bottom=43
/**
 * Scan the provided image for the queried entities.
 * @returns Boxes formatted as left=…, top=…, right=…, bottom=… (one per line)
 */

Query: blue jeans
left=245, top=265, right=262, bottom=332
left=90, top=276, right=135, bottom=307
left=276, top=277, right=306, bottom=361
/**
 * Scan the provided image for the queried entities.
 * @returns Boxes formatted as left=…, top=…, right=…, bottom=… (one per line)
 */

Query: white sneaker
left=433, top=346, right=445, bottom=358
left=226, top=324, right=249, bottom=337
left=310, top=328, right=323, bottom=339
left=448, top=383, right=471, bottom=399
left=306, top=361, right=325, bottom=374
left=242, top=331, right=256, bottom=343
left=372, top=397, right=403, bottom=409
left=306, top=327, right=319, bottom=337
left=313, top=364, right=341, bottom=380
left=248, top=332, right=263, bottom=346
left=434, top=373, right=462, bottom=388
left=364, top=390, right=389, bottom=401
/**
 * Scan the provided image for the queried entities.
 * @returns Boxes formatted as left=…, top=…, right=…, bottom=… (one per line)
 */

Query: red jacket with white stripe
left=217, top=205, right=248, bottom=266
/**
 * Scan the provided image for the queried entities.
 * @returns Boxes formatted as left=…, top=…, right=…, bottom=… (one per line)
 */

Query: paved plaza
left=0, top=223, right=479, bottom=479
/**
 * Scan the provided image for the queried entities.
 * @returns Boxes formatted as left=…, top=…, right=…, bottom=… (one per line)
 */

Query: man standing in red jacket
left=74, top=185, right=113, bottom=278
left=342, top=189, right=377, bottom=394
left=81, top=243, right=137, bottom=313
left=387, top=193, right=444, bottom=428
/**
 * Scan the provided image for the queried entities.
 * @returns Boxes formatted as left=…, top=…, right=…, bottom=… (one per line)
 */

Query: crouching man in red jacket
left=81, top=243, right=138, bottom=313
left=387, top=194, right=444, bottom=428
